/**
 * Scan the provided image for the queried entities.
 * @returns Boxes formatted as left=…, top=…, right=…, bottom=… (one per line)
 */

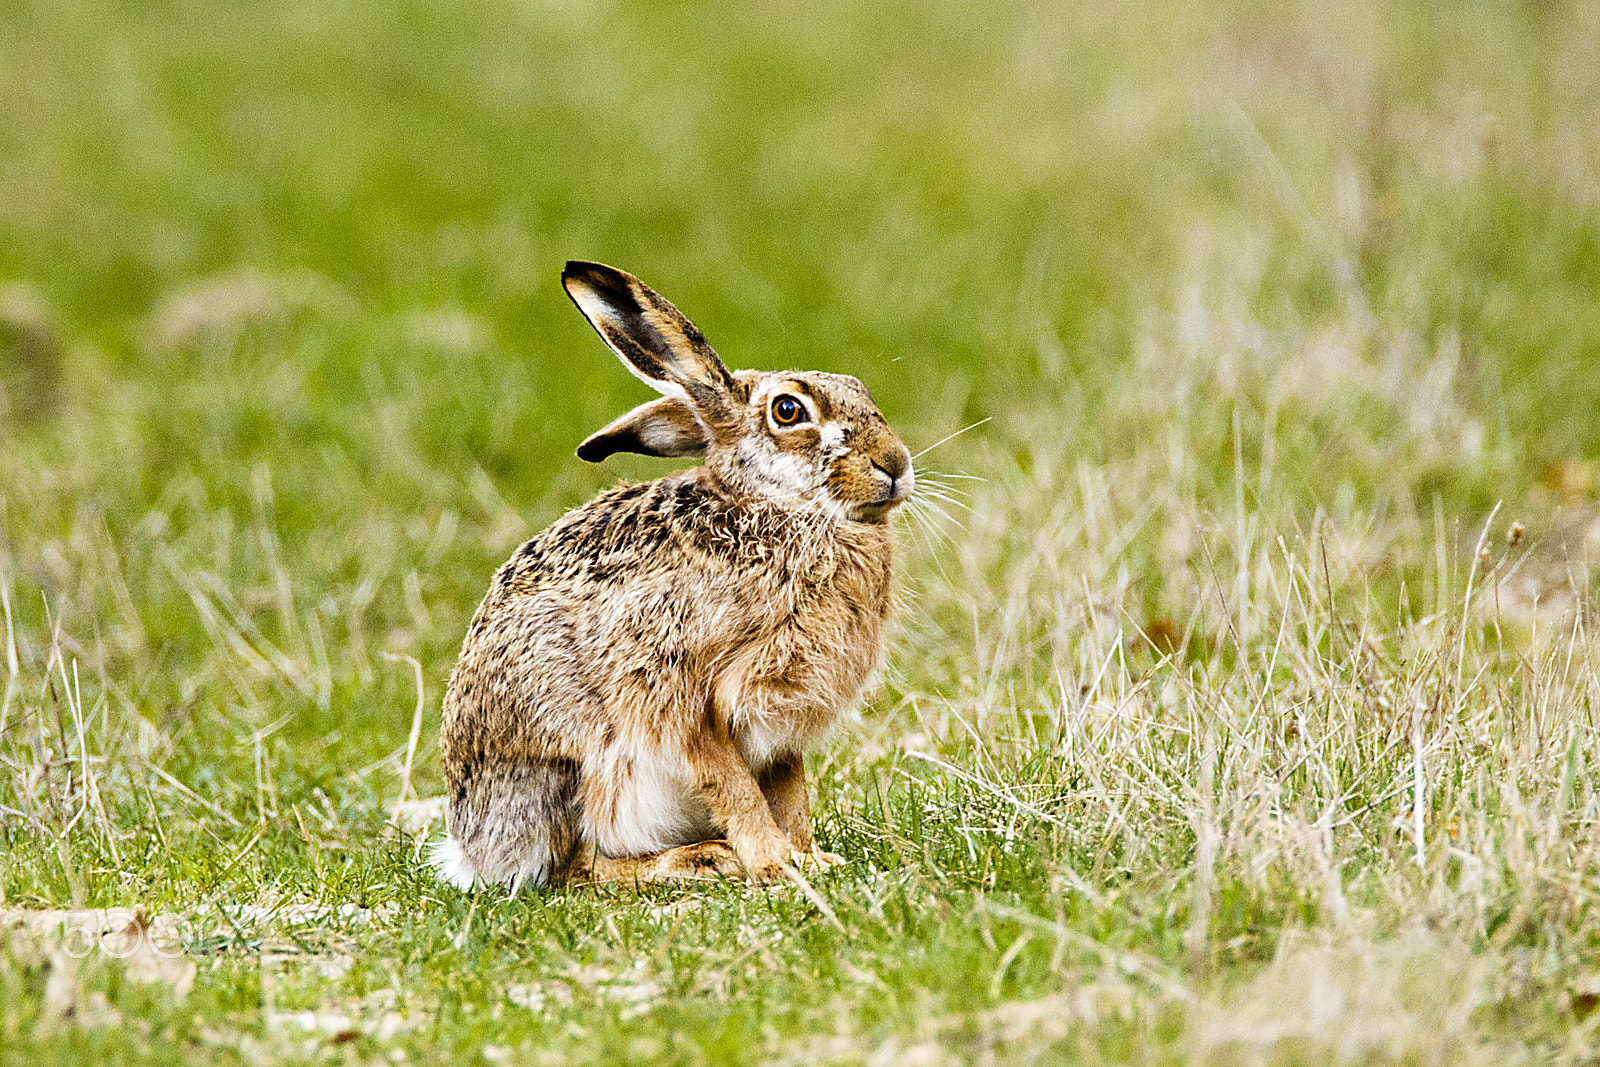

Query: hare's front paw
left=735, top=829, right=799, bottom=883
left=781, top=848, right=845, bottom=880
left=738, top=835, right=846, bottom=882
left=805, top=849, right=845, bottom=869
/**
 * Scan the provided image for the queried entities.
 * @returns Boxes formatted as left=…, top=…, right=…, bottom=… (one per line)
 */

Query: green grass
left=3, top=0, right=1600, bottom=1063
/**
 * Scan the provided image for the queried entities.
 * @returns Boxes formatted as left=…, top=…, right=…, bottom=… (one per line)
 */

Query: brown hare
left=434, top=262, right=912, bottom=889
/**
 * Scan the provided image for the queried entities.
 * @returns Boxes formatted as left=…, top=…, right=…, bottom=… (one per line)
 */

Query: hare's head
left=563, top=262, right=913, bottom=524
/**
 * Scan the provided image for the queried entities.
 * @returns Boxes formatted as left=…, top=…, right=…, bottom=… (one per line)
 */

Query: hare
left=433, top=261, right=912, bottom=890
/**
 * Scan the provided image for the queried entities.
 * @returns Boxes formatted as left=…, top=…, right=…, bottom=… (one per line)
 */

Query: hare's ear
left=562, top=261, right=738, bottom=428
left=576, top=396, right=708, bottom=463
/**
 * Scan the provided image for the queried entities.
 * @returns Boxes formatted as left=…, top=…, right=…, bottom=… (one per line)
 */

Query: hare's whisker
left=913, top=486, right=972, bottom=511
left=907, top=494, right=964, bottom=533
left=923, top=496, right=965, bottom=528
left=911, top=417, right=992, bottom=461
left=915, top=473, right=972, bottom=495
left=899, top=500, right=957, bottom=579
left=911, top=489, right=972, bottom=516
left=912, top=479, right=972, bottom=501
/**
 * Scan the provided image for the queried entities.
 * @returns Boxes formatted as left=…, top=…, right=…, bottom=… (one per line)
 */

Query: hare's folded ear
left=576, top=396, right=708, bottom=463
left=562, top=262, right=738, bottom=427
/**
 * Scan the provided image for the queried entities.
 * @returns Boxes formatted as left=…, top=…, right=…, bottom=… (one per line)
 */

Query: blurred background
left=6, top=4, right=1600, bottom=1058
left=2, top=0, right=1599, bottom=830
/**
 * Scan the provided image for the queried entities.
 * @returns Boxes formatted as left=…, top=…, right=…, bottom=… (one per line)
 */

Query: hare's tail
left=433, top=758, right=582, bottom=891
left=430, top=836, right=480, bottom=891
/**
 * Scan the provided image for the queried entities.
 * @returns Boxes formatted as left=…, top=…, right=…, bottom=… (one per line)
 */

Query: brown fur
left=434, top=262, right=911, bottom=890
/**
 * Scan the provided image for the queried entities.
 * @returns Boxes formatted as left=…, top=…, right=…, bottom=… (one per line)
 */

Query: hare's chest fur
left=728, top=518, right=891, bottom=724
left=720, top=585, right=889, bottom=762
left=589, top=520, right=892, bottom=858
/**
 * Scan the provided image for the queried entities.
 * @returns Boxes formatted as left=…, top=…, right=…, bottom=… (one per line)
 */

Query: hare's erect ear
left=576, top=396, right=708, bottom=463
left=562, top=262, right=737, bottom=427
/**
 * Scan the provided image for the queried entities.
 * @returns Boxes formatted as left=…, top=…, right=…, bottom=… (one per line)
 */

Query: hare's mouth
left=846, top=500, right=898, bottom=524
left=845, top=461, right=912, bottom=523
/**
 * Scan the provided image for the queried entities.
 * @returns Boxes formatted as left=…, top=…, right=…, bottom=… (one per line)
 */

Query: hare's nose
left=876, top=447, right=910, bottom=481
left=870, top=454, right=912, bottom=503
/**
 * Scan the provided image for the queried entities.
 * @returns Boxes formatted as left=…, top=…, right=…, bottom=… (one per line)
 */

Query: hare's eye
left=771, top=395, right=808, bottom=426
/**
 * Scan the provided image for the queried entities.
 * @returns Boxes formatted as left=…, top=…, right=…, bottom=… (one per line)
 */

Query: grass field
left=4, top=0, right=1600, bottom=1063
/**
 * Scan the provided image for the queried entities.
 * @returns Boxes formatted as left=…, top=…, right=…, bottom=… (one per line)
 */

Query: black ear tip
left=562, top=260, right=629, bottom=295
left=575, top=440, right=605, bottom=462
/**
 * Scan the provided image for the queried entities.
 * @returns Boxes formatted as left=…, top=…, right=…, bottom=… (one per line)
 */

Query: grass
left=2, top=0, right=1600, bottom=1063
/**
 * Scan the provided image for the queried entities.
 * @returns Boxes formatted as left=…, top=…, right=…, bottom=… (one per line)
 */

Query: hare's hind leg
left=436, top=758, right=582, bottom=891
left=575, top=840, right=744, bottom=885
